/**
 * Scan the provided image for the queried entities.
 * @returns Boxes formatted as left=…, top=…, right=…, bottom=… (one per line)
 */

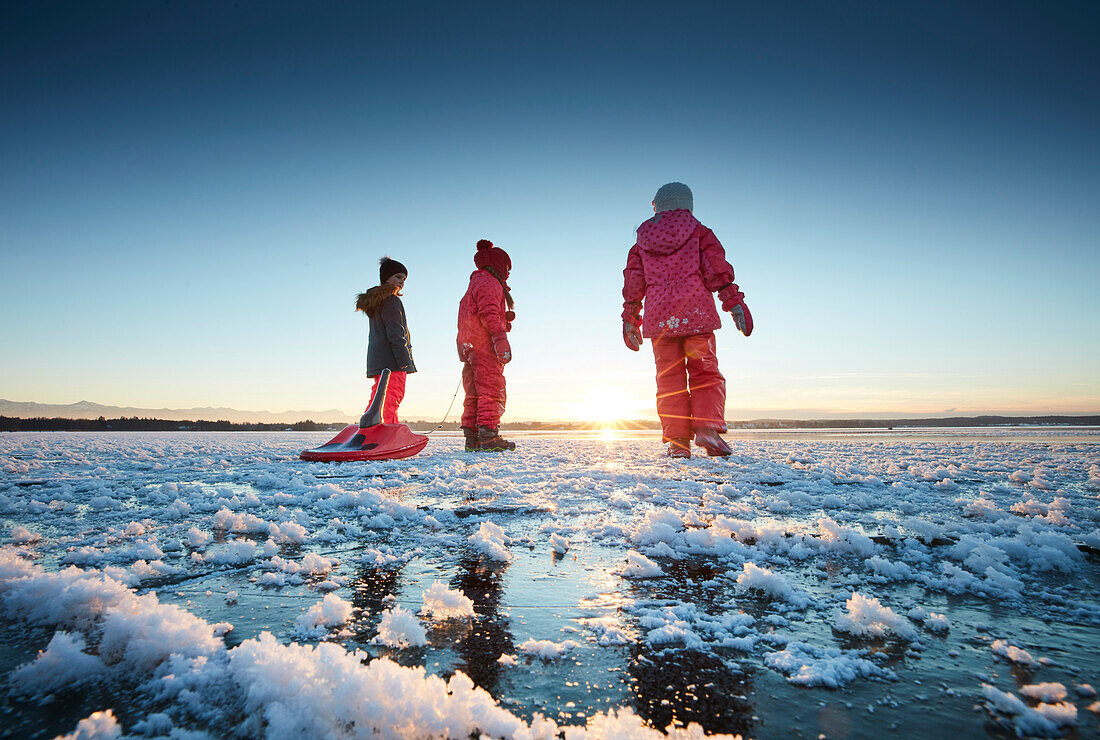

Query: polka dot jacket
left=621, top=209, right=738, bottom=339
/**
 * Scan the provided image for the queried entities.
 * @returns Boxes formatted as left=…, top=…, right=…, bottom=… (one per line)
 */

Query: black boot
left=461, top=426, right=478, bottom=452
left=477, top=426, right=516, bottom=452
left=667, top=438, right=691, bottom=458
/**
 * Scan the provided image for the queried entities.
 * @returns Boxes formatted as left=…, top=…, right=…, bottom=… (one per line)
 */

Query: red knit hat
left=474, top=239, right=511, bottom=278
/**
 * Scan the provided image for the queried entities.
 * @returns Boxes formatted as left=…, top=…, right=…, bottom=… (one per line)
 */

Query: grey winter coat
left=366, top=295, right=416, bottom=376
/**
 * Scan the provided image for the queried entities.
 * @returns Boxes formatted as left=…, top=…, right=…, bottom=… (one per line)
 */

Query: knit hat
left=474, top=239, right=511, bottom=278
left=653, top=182, right=693, bottom=213
left=379, top=256, right=408, bottom=284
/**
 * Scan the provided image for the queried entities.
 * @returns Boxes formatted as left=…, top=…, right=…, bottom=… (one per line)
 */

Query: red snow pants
left=651, top=332, right=726, bottom=441
left=366, top=370, right=407, bottom=424
left=461, top=350, right=507, bottom=429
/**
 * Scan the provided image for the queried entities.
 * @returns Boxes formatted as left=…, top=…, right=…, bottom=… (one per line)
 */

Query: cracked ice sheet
left=1, top=429, right=1099, bottom=738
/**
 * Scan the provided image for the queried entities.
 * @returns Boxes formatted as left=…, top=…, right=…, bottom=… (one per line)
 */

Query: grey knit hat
left=653, top=182, right=693, bottom=213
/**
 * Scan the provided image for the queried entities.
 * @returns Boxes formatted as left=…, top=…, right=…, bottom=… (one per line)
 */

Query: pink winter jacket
left=457, top=269, right=509, bottom=350
left=622, top=210, right=738, bottom=339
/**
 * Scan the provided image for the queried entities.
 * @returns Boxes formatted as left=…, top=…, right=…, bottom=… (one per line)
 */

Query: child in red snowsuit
left=457, top=239, right=516, bottom=452
left=621, top=182, right=753, bottom=458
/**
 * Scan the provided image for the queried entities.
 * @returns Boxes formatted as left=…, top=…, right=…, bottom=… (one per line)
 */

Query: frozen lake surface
left=1, top=429, right=1098, bottom=739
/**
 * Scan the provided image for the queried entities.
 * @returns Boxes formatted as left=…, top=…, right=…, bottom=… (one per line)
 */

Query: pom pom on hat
left=474, top=238, right=511, bottom=277
left=653, top=182, right=693, bottom=213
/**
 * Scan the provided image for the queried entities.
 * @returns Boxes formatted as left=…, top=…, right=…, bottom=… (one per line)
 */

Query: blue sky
left=2, top=1, right=1097, bottom=421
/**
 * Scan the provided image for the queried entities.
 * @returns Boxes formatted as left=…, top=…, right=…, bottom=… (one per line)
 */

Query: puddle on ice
left=0, top=430, right=1098, bottom=738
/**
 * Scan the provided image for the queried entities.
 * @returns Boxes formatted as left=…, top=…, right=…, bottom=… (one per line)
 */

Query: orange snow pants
left=367, top=370, right=407, bottom=424
left=651, top=332, right=726, bottom=441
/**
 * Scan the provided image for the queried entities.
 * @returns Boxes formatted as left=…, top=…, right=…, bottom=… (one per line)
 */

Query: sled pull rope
left=421, top=372, right=463, bottom=436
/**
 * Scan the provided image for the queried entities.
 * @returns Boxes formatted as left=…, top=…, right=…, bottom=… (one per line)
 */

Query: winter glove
left=717, top=283, right=753, bottom=337
left=623, top=321, right=642, bottom=352
left=457, top=340, right=474, bottom=363
left=491, top=333, right=512, bottom=364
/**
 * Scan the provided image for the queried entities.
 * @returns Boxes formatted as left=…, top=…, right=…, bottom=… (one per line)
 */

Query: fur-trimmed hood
left=355, top=283, right=400, bottom=318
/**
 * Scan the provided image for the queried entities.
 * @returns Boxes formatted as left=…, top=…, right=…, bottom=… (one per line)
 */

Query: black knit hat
left=379, top=256, right=408, bottom=284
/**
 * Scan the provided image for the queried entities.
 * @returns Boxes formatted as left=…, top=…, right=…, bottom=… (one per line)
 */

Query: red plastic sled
left=299, top=370, right=428, bottom=462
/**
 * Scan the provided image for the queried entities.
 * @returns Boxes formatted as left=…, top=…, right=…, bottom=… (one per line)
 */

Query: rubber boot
left=667, top=438, right=691, bottom=459
left=695, top=430, right=732, bottom=457
left=461, top=426, right=478, bottom=452
left=477, top=426, right=516, bottom=452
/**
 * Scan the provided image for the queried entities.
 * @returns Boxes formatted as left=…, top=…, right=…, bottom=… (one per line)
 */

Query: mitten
left=457, top=339, right=473, bottom=363
left=491, top=333, right=512, bottom=364
left=717, top=283, right=753, bottom=337
left=623, top=322, right=642, bottom=351
left=729, top=305, right=748, bottom=335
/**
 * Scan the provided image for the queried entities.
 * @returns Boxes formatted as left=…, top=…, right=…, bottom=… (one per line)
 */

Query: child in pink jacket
left=621, top=182, right=753, bottom=458
left=457, top=239, right=516, bottom=452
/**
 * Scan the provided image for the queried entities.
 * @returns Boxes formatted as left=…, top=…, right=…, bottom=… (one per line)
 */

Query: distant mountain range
left=3, top=399, right=1098, bottom=430
left=0, top=399, right=349, bottom=424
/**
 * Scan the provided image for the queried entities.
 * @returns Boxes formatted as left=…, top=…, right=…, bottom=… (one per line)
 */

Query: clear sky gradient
left=2, top=1, right=1098, bottom=421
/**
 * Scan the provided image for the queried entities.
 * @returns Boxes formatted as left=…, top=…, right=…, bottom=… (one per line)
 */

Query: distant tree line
left=739, top=415, right=1100, bottom=429
left=1, top=414, right=1096, bottom=433
left=0, top=416, right=345, bottom=432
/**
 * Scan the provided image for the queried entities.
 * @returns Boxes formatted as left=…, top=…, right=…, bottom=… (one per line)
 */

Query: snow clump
left=923, top=612, right=950, bottom=633
left=1020, top=683, right=1068, bottom=702
left=834, top=592, right=917, bottom=640
left=618, top=550, right=664, bottom=578
left=55, top=709, right=122, bottom=740
left=733, top=562, right=807, bottom=607
left=8, top=526, right=40, bottom=544
left=991, top=639, right=1038, bottom=666
left=981, top=684, right=1077, bottom=737
left=294, top=593, right=353, bottom=639
left=765, top=642, right=895, bottom=687
left=518, top=638, right=578, bottom=660
left=375, top=606, right=428, bottom=647
left=420, top=581, right=475, bottom=620
left=11, top=631, right=106, bottom=695
left=468, top=521, right=512, bottom=562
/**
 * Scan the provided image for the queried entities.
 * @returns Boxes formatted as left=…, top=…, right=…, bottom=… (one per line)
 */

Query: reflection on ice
left=0, top=430, right=1098, bottom=738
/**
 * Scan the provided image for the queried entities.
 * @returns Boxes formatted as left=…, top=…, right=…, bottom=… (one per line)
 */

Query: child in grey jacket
left=355, top=257, right=416, bottom=423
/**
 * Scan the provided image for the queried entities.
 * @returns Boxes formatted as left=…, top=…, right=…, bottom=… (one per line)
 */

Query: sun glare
left=570, top=388, right=646, bottom=427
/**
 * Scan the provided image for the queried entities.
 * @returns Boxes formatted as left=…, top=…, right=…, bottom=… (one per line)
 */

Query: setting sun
left=568, top=388, right=649, bottom=425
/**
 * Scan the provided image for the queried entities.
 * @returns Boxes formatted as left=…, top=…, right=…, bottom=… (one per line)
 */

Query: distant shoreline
left=2, top=414, right=1098, bottom=432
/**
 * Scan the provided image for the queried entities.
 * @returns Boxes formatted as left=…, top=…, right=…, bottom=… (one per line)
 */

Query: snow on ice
left=0, top=429, right=1098, bottom=738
